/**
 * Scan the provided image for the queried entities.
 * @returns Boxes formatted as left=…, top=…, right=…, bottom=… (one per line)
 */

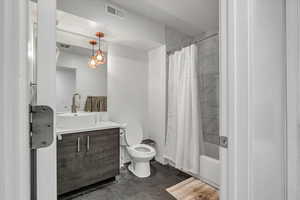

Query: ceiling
left=110, top=0, right=219, bottom=37
left=55, top=1, right=164, bottom=51
left=56, top=10, right=110, bottom=51
left=31, top=1, right=218, bottom=52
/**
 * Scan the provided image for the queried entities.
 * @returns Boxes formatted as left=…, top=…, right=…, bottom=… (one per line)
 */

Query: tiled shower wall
left=197, top=35, right=219, bottom=160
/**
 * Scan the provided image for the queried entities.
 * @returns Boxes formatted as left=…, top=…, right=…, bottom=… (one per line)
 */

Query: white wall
left=107, top=43, right=148, bottom=139
left=107, top=44, right=148, bottom=133
left=147, top=46, right=167, bottom=163
left=165, top=26, right=193, bottom=52
left=56, top=67, right=76, bottom=112
left=57, top=51, right=107, bottom=110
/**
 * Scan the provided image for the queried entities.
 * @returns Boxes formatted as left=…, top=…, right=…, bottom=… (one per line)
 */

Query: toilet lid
left=125, top=122, right=143, bottom=146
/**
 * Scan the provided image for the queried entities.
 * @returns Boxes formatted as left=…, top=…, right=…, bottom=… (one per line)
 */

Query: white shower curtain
left=165, top=44, right=204, bottom=175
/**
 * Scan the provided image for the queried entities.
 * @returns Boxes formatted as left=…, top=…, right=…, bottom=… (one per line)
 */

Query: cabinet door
left=57, top=133, right=85, bottom=195
left=81, top=128, right=120, bottom=186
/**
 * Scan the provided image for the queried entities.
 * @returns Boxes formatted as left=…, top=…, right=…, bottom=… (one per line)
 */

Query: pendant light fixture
left=88, top=40, right=97, bottom=69
left=95, top=32, right=106, bottom=65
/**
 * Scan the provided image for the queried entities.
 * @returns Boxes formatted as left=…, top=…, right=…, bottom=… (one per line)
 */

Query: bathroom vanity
left=55, top=36, right=121, bottom=195
left=56, top=120, right=121, bottom=195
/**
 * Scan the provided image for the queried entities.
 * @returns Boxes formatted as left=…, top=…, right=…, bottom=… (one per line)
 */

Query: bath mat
left=166, top=177, right=219, bottom=200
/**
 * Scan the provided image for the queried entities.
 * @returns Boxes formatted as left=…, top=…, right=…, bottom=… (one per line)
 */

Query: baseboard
left=154, top=155, right=167, bottom=165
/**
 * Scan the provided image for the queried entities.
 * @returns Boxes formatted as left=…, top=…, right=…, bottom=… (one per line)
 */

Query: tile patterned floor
left=62, top=162, right=191, bottom=200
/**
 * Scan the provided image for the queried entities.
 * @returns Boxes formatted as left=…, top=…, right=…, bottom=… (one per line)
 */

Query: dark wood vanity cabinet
left=57, top=128, right=120, bottom=195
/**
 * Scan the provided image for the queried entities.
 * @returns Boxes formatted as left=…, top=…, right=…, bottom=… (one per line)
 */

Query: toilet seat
left=127, top=144, right=156, bottom=158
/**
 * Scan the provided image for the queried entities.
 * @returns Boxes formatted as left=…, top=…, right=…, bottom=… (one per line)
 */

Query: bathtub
left=199, top=155, right=220, bottom=188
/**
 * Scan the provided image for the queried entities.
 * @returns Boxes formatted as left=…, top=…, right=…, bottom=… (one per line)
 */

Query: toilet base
left=128, top=161, right=151, bottom=178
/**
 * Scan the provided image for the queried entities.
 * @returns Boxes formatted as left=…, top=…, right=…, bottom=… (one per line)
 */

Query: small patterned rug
left=166, top=177, right=219, bottom=200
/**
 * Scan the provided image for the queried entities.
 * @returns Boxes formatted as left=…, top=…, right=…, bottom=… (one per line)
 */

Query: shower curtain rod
left=167, top=33, right=219, bottom=55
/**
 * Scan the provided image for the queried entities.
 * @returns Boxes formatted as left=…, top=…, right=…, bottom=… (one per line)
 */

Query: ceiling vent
left=105, top=4, right=125, bottom=19
left=59, top=43, right=70, bottom=49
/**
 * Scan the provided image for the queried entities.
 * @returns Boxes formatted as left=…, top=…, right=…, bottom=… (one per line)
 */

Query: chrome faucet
left=71, top=93, right=81, bottom=113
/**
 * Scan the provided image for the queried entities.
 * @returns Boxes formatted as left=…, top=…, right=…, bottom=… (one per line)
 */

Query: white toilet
left=120, top=126, right=156, bottom=178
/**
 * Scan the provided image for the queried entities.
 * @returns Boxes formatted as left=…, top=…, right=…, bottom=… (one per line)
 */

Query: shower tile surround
left=166, top=28, right=220, bottom=160
left=198, top=35, right=219, bottom=159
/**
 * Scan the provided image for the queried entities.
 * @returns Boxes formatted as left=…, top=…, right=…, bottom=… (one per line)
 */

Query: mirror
left=56, top=66, right=76, bottom=112
left=55, top=16, right=108, bottom=113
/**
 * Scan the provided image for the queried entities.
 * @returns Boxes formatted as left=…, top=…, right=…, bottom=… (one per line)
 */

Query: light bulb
left=96, top=54, right=103, bottom=61
left=95, top=50, right=106, bottom=65
left=88, top=56, right=97, bottom=68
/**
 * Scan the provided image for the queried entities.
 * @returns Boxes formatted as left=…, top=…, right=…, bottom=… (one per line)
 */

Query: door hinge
left=219, top=136, right=228, bottom=148
left=29, top=105, right=54, bottom=149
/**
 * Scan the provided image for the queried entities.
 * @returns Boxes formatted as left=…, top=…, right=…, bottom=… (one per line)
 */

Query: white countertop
left=56, top=121, right=122, bottom=135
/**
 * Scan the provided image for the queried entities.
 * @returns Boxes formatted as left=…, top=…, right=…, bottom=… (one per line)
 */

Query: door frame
left=221, top=0, right=290, bottom=200
left=219, top=0, right=229, bottom=199
left=35, top=0, right=57, bottom=200
left=286, top=0, right=299, bottom=199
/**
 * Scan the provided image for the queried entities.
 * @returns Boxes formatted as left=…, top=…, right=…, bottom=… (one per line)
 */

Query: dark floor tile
left=82, top=188, right=122, bottom=200
left=66, top=161, right=190, bottom=200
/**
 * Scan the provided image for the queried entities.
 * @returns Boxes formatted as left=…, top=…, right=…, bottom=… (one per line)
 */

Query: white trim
left=224, top=0, right=287, bottom=199
left=286, top=0, right=299, bottom=199
left=219, top=0, right=229, bottom=199
left=0, top=0, right=30, bottom=199
left=36, top=0, right=57, bottom=199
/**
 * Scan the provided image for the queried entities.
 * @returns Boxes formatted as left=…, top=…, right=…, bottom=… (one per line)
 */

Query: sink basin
left=57, top=112, right=96, bottom=130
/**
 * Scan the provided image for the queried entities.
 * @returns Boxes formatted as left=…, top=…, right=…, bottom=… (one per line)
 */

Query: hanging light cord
left=92, top=43, right=95, bottom=56
left=98, top=35, right=101, bottom=51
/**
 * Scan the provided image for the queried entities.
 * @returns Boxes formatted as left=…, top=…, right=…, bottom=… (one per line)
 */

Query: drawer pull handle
left=77, top=137, right=81, bottom=153
left=87, top=136, right=90, bottom=151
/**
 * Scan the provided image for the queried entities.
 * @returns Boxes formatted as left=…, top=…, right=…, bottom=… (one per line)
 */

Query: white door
left=1, top=0, right=58, bottom=199
left=28, top=0, right=57, bottom=200
left=220, top=0, right=287, bottom=200
left=0, top=0, right=31, bottom=199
